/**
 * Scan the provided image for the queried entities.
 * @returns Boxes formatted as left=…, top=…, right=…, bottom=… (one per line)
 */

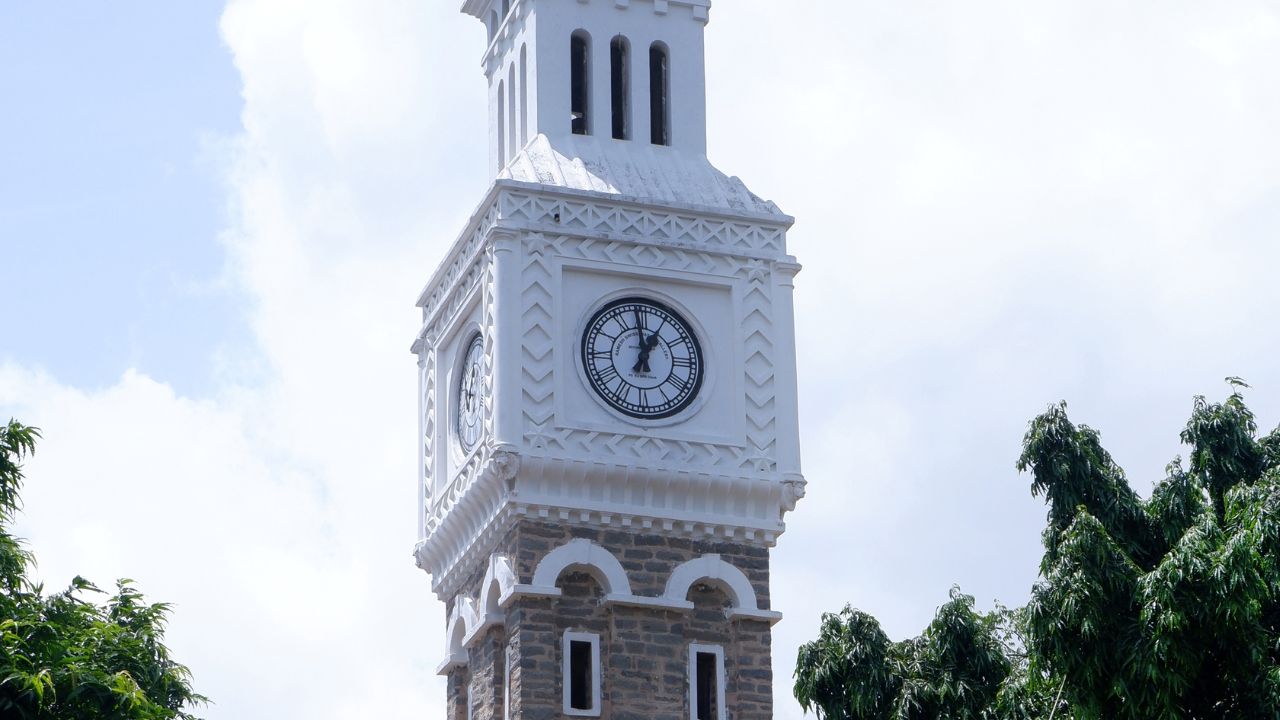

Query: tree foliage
left=795, top=382, right=1280, bottom=719
left=794, top=589, right=1027, bottom=719
left=1020, top=384, right=1280, bottom=719
left=0, top=420, right=205, bottom=719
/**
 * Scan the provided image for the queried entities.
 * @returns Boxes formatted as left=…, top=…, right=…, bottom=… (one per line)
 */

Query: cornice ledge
left=435, top=651, right=468, bottom=676
left=416, top=446, right=522, bottom=575
left=728, top=608, right=784, bottom=626
left=774, top=259, right=803, bottom=276
left=462, top=612, right=505, bottom=648
left=499, top=584, right=563, bottom=607
left=603, top=594, right=693, bottom=612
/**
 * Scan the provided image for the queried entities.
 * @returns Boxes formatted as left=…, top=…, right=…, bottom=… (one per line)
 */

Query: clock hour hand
left=633, top=332, right=661, bottom=374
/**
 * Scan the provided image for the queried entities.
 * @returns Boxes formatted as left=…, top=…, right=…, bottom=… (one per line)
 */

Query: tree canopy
left=795, top=382, right=1280, bottom=719
left=0, top=420, right=205, bottom=719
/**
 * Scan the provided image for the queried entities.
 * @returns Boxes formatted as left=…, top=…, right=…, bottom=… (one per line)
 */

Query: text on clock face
left=581, top=298, right=704, bottom=420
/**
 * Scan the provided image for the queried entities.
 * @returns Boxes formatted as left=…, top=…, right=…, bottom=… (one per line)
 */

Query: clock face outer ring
left=455, top=333, right=485, bottom=455
left=579, top=296, right=706, bottom=421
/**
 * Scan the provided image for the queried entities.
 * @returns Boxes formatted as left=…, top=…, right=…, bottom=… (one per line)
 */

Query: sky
left=2, top=1, right=1280, bottom=718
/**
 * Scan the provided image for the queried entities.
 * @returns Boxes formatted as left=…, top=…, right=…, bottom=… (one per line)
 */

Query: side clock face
left=456, top=333, right=485, bottom=453
left=580, top=297, right=704, bottom=420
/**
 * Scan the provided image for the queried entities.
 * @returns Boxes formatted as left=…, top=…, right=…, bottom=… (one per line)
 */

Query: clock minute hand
left=632, top=308, right=648, bottom=373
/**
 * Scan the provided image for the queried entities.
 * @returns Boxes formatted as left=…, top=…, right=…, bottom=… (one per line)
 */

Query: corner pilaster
left=490, top=229, right=524, bottom=452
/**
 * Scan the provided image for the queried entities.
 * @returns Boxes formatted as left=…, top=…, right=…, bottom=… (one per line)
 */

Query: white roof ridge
left=498, top=134, right=784, bottom=217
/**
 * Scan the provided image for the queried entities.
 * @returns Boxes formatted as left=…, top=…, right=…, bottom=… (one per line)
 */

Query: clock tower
left=413, top=1, right=803, bottom=718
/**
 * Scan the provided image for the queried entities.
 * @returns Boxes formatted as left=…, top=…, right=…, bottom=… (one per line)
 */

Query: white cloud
left=5, top=0, right=477, bottom=715
left=3, top=1, right=1280, bottom=719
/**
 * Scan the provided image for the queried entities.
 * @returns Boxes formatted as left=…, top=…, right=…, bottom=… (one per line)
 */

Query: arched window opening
left=519, top=45, right=529, bottom=146
left=570, top=32, right=591, bottom=135
left=488, top=11, right=499, bottom=43
left=501, top=0, right=511, bottom=19
left=508, top=64, right=517, bottom=157
left=649, top=43, right=670, bottom=146
left=497, top=79, right=506, bottom=166
left=610, top=35, right=630, bottom=140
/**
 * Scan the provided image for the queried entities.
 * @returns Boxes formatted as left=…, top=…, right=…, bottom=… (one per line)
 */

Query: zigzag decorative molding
left=481, top=244, right=498, bottom=439
left=520, top=243, right=556, bottom=430
left=500, top=188, right=789, bottom=259
left=421, top=349, right=437, bottom=509
left=741, top=273, right=778, bottom=469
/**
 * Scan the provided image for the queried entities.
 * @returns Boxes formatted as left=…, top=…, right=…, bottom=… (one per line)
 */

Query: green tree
left=794, top=589, right=1019, bottom=719
left=794, top=382, right=1280, bottom=719
left=0, top=420, right=206, bottom=719
left=1020, top=382, right=1280, bottom=719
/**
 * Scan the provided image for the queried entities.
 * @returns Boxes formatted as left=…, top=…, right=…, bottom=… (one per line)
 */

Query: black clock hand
left=645, top=333, right=660, bottom=370
left=636, top=332, right=661, bottom=373
left=632, top=308, right=648, bottom=373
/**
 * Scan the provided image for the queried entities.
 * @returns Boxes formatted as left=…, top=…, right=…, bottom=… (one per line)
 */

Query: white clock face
left=580, top=297, right=704, bottom=420
left=456, top=334, right=484, bottom=453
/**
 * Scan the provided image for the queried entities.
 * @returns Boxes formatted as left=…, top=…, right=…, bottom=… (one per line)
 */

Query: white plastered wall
left=480, top=0, right=709, bottom=176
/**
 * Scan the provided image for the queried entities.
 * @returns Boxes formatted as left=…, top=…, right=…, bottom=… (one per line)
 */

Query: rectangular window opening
left=696, top=653, right=717, bottom=720
left=570, top=640, right=593, bottom=710
left=689, top=645, right=725, bottom=720
left=563, top=631, right=601, bottom=716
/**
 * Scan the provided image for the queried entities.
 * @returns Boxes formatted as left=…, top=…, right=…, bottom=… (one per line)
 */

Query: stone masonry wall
left=446, top=519, right=775, bottom=720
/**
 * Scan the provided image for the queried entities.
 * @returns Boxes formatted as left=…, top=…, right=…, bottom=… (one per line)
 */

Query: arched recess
left=648, top=42, right=670, bottom=146
left=483, top=553, right=518, bottom=615
left=507, top=63, right=517, bottom=160
left=518, top=44, right=529, bottom=146
left=438, top=598, right=475, bottom=675
left=609, top=34, right=631, bottom=140
left=497, top=79, right=506, bottom=165
left=531, top=538, right=633, bottom=597
left=570, top=30, right=591, bottom=135
left=462, top=554, right=518, bottom=647
left=663, top=554, right=762, bottom=613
